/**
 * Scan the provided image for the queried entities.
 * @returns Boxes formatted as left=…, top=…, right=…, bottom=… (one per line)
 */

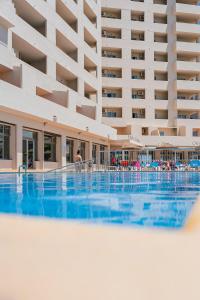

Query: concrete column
left=88, top=141, right=93, bottom=161
left=38, top=131, right=44, bottom=170
left=73, top=140, right=79, bottom=162
left=77, top=0, right=85, bottom=98
left=15, top=123, right=23, bottom=170
left=7, top=28, right=12, bottom=51
left=96, top=144, right=100, bottom=165
left=61, top=135, right=67, bottom=167
left=145, top=3, right=155, bottom=121
left=10, top=125, right=16, bottom=169
left=167, top=0, right=177, bottom=127
left=121, top=9, right=132, bottom=122
left=46, top=0, right=56, bottom=10
left=56, top=136, right=61, bottom=165
left=46, top=4, right=56, bottom=79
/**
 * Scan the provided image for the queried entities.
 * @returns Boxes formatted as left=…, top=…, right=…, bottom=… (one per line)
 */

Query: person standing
left=74, top=150, right=82, bottom=172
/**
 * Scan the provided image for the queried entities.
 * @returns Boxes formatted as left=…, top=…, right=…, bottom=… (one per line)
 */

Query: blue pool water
left=0, top=172, right=199, bottom=229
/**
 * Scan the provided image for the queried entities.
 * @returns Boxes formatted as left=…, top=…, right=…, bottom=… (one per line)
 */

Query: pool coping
left=185, top=195, right=200, bottom=231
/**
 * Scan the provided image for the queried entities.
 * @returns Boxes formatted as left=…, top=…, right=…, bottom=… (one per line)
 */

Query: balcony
left=132, top=89, right=145, bottom=100
left=155, top=90, right=168, bottom=100
left=131, top=31, right=145, bottom=41
left=102, top=107, right=122, bottom=118
left=132, top=70, right=145, bottom=80
left=102, top=48, right=122, bottom=58
left=177, top=61, right=200, bottom=72
left=13, top=0, right=47, bottom=36
left=102, top=28, right=121, bottom=39
left=177, top=72, right=200, bottom=91
left=132, top=109, right=145, bottom=119
left=56, top=0, right=78, bottom=32
left=101, top=9, right=121, bottom=20
left=154, top=14, right=167, bottom=24
left=84, top=0, right=97, bottom=28
left=132, top=50, right=145, bottom=60
left=178, top=110, right=200, bottom=119
left=12, top=33, right=47, bottom=74
left=177, top=41, right=200, bottom=54
left=176, top=2, right=200, bottom=15
left=154, top=71, right=168, bottom=81
left=102, top=68, right=122, bottom=78
left=102, top=88, right=122, bottom=99
left=193, top=129, right=200, bottom=137
left=153, top=0, right=167, bottom=4
left=131, top=11, right=145, bottom=22
left=176, top=22, right=200, bottom=36
left=155, top=109, right=168, bottom=120
left=154, top=33, right=167, bottom=43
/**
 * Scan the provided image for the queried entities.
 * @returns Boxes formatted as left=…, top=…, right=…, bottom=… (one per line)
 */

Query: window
left=66, top=139, right=74, bottom=163
left=100, top=145, right=106, bottom=164
left=77, top=141, right=86, bottom=161
left=0, top=25, right=8, bottom=46
left=92, top=144, right=97, bottom=164
left=44, top=134, right=57, bottom=162
left=0, top=124, right=10, bottom=160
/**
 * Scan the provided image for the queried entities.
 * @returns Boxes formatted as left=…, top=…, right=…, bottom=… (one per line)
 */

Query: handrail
left=18, top=164, right=28, bottom=174
left=46, top=160, right=94, bottom=173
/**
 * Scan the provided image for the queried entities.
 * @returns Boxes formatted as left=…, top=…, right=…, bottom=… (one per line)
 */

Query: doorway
left=23, top=130, right=37, bottom=168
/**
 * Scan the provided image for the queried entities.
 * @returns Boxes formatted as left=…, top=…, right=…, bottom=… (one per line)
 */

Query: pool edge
left=185, top=195, right=200, bottom=231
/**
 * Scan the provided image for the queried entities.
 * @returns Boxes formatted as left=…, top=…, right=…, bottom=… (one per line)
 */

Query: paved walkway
left=0, top=204, right=200, bottom=300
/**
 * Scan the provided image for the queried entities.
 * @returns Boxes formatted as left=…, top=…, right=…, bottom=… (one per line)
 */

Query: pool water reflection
left=0, top=172, right=199, bottom=229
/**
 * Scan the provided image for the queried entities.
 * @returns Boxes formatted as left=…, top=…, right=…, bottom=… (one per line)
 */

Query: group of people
left=110, top=157, right=191, bottom=171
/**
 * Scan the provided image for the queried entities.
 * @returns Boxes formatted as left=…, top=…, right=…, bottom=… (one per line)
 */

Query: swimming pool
left=0, top=172, right=199, bottom=229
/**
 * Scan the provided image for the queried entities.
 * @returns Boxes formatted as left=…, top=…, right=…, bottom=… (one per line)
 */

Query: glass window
left=0, top=25, right=8, bottom=45
left=44, top=134, right=56, bottom=162
left=66, top=139, right=74, bottom=163
left=92, top=144, right=97, bottom=164
left=78, top=141, right=86, bottom=161
left=100, top=145, right=106, bottom=164
left=0, top=124, right=10, bottom=160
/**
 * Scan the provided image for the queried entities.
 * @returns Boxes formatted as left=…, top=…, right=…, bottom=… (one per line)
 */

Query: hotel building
left=0, top=0, right=200, bottom=171
left=101, top=0, right=200, bottom=161
left=0, top=0, right=119, bottom=171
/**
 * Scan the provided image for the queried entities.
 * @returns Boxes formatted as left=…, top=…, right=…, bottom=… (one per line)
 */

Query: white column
left=88, top=141, right=93, bottom=161
left=61, top=135, right=67, bottom=167
left=38, top=131, right=44, bottom=170
left=15, top=124, right=23, bottom=170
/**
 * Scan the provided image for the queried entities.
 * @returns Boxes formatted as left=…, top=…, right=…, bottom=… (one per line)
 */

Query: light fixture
left=53, top=115, right=57, bottom=122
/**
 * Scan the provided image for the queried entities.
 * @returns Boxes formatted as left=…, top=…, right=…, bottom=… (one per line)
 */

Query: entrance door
left=23, top=139, right=35, bottom=168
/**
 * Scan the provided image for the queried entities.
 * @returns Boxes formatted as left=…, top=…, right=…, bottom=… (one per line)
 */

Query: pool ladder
left=18, top=164, right=28, bottom=174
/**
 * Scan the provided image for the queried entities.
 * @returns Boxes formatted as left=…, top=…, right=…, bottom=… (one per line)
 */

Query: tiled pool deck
left=0, top=197, right=200, bottom=300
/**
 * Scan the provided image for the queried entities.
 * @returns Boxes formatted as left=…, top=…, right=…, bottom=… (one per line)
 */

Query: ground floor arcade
left=0, top=112, right=109, bottom=171
left=0, top=111, right=199, bottom=171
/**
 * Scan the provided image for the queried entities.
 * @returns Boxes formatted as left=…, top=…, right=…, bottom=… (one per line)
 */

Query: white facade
left=0, top=0, right=200, bottom=171
left=101, top=0, right=200, bottom=149
left=0, top=0, right=116, bottom=170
